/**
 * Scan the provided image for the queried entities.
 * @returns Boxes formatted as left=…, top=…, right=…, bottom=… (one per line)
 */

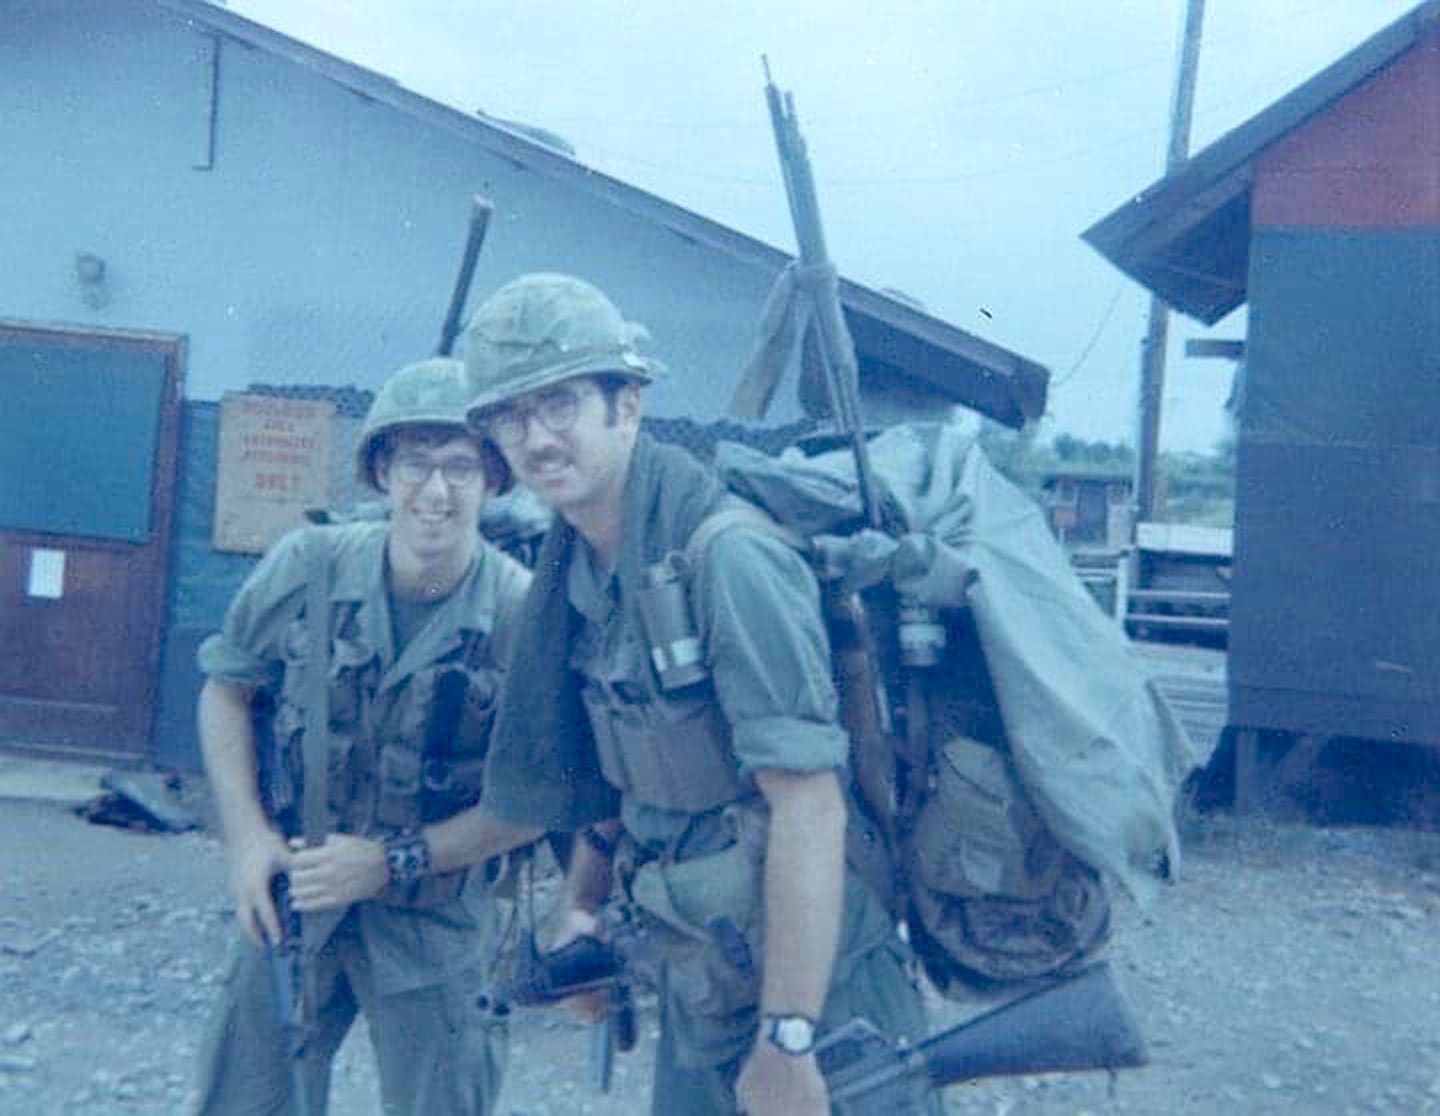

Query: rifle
left=756, top=59, right=925, bottom=911
left=436, top=194, right=495, bottom=357
left=264, top=874, right=314, bottom=1116
left=816, top=961, right=1148, bottom=1114
left=759, top=57, right=880, bottom=530
left=480, top=928, right=638, bottom=1093
left=257, top=197, right=495, bottom=1113
left=490, top=934, right=1147, bottom=1112
left=254, top=532, right=337, bottom=1116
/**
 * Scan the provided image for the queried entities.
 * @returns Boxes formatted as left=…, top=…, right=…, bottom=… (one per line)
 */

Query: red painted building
left=1084, top=3, right=1439, bottom=796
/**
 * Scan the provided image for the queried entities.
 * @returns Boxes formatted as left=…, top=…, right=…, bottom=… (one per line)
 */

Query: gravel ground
left=2, top=793, right=1439, bottom=1115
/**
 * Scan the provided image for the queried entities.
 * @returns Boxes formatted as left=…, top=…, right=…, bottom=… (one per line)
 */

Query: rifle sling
left=301, top=530, right=333, bottom=847
left=298, top=530, right=334, bottom=1030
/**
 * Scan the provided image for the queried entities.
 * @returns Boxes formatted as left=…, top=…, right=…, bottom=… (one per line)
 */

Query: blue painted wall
left=0, top=0, right=804, bottom=423
left=1230, top=227, right=1440, bottom=745
left=4, top=1, right=955, bottom=768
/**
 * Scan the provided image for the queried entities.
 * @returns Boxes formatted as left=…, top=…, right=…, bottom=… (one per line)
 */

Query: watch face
left=766, top=1014, right=816, bottom=1055
left=385, top=831, right=430, bottom=885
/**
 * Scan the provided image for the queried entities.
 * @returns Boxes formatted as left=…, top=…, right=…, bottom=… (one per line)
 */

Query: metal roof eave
left=155, top=0, right=1047, bottom=426
left=839, top=280, right=1049, bottom=426
left=1081, top=0, right=1440, bottom=324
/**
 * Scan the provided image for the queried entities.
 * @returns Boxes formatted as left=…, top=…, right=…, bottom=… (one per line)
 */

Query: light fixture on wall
left=74, top=251, right=110, bottom=309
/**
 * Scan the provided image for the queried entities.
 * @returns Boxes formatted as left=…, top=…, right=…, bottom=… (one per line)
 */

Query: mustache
left=521, top=449, right=570, bottom=471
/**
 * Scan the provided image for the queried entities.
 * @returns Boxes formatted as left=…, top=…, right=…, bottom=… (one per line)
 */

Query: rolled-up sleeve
left=693, top=527, right=850, bottom=776
left=196, top=527, right=309, bottom=690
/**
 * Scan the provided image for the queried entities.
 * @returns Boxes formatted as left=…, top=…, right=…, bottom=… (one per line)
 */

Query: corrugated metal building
left=1, top=0, right=1047, bottom=770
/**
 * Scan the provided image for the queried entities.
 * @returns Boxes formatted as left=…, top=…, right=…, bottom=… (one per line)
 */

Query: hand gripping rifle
left=480, top=928, right=639, bottom=1093
left=490, top=934, right=1146, bottom=1113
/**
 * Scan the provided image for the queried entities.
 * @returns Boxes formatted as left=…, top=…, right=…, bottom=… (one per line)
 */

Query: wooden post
left=1233, top=727, right=1260, bottom=815
left=1134, top=0, right=1206, bottom=523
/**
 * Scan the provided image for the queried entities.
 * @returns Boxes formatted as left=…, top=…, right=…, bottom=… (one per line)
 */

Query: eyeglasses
left=390, top=452, right=485, bottom=488
left=482, top=383, right=596, bottom=449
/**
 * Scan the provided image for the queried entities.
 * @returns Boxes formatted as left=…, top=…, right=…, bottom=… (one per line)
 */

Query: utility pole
left=1134, top=0, right=1205, bottom=523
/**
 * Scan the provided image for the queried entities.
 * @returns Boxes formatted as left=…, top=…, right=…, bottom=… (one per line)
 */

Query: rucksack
left=666, top=423, right=1188, bottom=997
left=675, top=501, right=1106, bottom=995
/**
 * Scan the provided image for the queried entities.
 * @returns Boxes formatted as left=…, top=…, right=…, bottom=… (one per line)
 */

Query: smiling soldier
left=460, top=273, right=933, bottom=1116
left=191, top=357, right=529, bottom=1116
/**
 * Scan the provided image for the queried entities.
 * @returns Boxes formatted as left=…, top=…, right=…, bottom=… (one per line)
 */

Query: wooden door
left=0, top=323, right=183, bottom=764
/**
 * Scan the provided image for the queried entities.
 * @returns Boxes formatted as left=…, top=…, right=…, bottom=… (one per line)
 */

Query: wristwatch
left=382, top=827, right=432, bottom=887
left=761, top=1012, right=818, bottom=1056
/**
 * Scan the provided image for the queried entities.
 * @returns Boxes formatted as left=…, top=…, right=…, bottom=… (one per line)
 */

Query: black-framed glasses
left=391, top=452, right=485, bottom=488
left=483, top=382, right=595, bottom=449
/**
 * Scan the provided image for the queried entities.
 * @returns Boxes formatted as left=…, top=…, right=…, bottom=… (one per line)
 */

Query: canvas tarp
left=717, top=421, right=1193, bottom=903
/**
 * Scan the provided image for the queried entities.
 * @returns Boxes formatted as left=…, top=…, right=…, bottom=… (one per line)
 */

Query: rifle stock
left=820, top=962, right=1148, bottom=1114
left=919, top=960, right=1147, bottom=1086
left=483, top=930, right=637, bottom=1094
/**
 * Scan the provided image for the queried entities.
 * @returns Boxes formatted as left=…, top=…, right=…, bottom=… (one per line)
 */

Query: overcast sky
left=227, top=0, right=1419, bottom=453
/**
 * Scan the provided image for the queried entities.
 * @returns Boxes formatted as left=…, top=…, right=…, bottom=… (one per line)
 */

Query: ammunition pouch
left=266, top=603, right=501, bottom=910
left=378, top=653, right=498, bottom=829
left=581, top=676, right=743, bottom=815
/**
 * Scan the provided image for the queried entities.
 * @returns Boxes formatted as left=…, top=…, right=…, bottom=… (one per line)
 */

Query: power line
left=1052, top=282, right=1130, bottom=389
left=578, top=26, right=1370, bottom=194
left=498, top=0, right=1365, bottom=135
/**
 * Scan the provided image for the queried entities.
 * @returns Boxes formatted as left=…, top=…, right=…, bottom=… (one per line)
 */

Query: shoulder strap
left=683, top=496, right=904, bottom=916
left=682, top=498, right=807, bottom=574
left=296, top=529, right=339, bottom=1040
left=301, top=529, right=333, bottom=845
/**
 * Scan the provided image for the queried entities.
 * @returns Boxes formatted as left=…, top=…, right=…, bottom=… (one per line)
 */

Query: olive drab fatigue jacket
left=198, top=522, right=530, bottom=994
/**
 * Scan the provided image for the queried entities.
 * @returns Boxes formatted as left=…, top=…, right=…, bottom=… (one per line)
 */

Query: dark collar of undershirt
left=385, top=557, right=459, bottom=656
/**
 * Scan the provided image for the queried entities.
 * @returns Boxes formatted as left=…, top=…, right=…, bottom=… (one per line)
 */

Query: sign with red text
left=213, top=394, right=335, bottom=554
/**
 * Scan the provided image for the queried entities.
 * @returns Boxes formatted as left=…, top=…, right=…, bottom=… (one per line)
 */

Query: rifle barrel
left=761, top=63, right=881, bottom=528
left=437, top=194, right=495, bottom=357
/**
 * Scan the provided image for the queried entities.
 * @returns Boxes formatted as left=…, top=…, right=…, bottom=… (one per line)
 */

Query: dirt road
left=2, top=794, right=1438, bottom=1115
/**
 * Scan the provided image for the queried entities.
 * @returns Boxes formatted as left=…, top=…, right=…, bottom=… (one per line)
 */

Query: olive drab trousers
left=191, top=914, right=506, bottom=1116
left=650, top=938, right=942, bottom=1116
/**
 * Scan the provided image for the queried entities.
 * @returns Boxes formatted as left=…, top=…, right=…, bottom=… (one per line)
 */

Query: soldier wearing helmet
left=446, top=274, right=932, bottom=1116
left=191, top=357, right=529, bottom=1115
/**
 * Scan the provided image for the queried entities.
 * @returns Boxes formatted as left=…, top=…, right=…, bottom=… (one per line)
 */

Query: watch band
left=383, top=827, right=432, bottom=887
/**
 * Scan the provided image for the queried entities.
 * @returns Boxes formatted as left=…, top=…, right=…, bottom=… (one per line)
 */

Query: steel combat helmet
left=356, top=357, right=510, bottom=493
left=462, top=273, right=664, bottom=423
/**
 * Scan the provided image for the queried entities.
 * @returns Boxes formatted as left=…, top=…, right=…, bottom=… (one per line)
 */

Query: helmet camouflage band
left=461, top=273, right=664, bottom=425
left=356, top=357, right=510, bottom=493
